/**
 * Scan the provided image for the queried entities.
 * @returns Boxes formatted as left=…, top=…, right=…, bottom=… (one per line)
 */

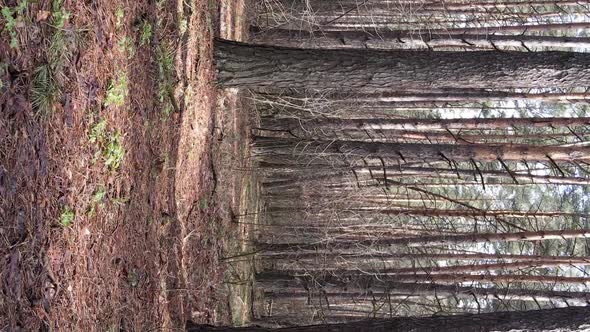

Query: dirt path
left=1, top=0, right=250, bottom=330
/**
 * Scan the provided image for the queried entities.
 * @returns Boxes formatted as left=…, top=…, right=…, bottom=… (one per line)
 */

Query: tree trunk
left=188, top=305, right=590, bottom=331
left=261, top=250, right=590, bottom=264
left=252, top=29, right=590, bottom=50
left=265, top=0, right=586, bottom=13
left=259, top=229, right=590, bottom=251
left=366, top=260, right=590, bottom=275
left=255, top=138, right=590, bottom=162
left=262, top=281, right=590, bottom=304
left=262, top=165, right=590, bottom=188
left=264, top=117, right=590, bottom=131
left=215, top=39, right=590, bottom=90
left=257, top=271, right=590, bottom=285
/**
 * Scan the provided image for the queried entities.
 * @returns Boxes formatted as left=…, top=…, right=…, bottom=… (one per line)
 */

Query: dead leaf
left=36, top=10, right=51, bottom=22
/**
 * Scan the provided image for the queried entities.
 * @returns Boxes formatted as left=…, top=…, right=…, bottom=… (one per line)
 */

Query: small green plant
left=104, top=73, right=128, bottom=107
left=115, top=7, right=124, bottom=30
left=87, top=186, right=107, bottom=217
left=52, top=0, right=70, bottom=29
left=89, top=120, right=125, bottom=171
left=89, top=119, right=107, bottom=143
left=200, top=197, right=208, bottom=210
left=60, top=206, right=75, bottom=227
left=92, top=186, right=107, bottom=204
left=104, top=132, right=125, bottom=170
left=48, top=0, right=72, bottom=70
left=31, top=0, right=74, bottom=115
left=140, top=21, right=152, bottom=46
left=2, top=0, right=28, bottom=49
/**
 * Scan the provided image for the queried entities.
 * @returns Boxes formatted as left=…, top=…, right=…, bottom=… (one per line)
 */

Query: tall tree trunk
left=257, top=271, right=590, bottom=285
left=255, top=138, right=590, bottom=162
left=260, top=250, right=590, bottom=264
left=188, top=305, right=590, bottom=331
left=290, top=91, right=590, bottom=103
left=252, top=29, right=590, bottom=50
left=264, top=117, right=590, bottom=131
left=215, top=39, right=590, bottom=90
left=262, top=165, right=590, bottom=188
left=262, top=281, right=590, bottom=304
left=265, top=0, right=585, bottom=13
left=260, top=229, right=590, bottom=251
left=353, top=260, right=590, bottom=275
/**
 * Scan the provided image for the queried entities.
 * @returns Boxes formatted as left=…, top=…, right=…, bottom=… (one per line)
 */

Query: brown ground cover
left=1, top=0, right=252, bottom=330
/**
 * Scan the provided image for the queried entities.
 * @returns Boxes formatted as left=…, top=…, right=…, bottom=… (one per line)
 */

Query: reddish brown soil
left=0, top=0, right=250, bottom=330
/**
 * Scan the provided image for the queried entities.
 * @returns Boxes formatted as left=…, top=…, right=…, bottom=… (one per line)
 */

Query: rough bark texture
left=262, top=281, right=590, bottom=303
left=268, top=0, right=586, bottom=12
left=257, top=271, right=590, bottom=285
left=315, top=91, right=590, bottom=103
left=252, top=29, right=590, bottom=50
left=188, top=305, right=590, bottom=331
left=256, top=138, right=590, bottom=162
left=215, top=39, right=590, bottom=90
left=260, top=229, right=590, bottom=251
left=262, top=165, right=590, bottom=187
left=266, top=117, right=590, bottom=131
left=261, top=251, right=590, bottom=263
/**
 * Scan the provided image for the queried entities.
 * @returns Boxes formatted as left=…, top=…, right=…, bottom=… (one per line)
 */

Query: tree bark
left=264, top=117, right=590, bottom=131
left=259, top=229, right=590, bottom=251
left=215, top=39, right=590, bottom=90
left=257, top=271, right=590, bottom=285
left=255, top=138, right=590, bottom=162
left=252, top=29, right=590, bottom=50
left=262, top=165, right=590, bottom=188
left=188, top=305, right=590, bottom=331
left=262, top=281, right=590, bottom=304
left=261, top=250, right=590, bottom=264
left=265, top=0, right=586, bottom=13
left=365, top=260, right=590, bottom=275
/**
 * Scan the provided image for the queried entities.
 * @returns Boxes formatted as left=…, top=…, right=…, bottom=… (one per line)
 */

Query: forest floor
left=1, top=0, right=255, bottom=330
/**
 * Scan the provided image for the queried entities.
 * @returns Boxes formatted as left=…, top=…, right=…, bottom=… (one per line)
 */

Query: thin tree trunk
left=260, top=250, right=590, bottom=264
left=255, top=138, right=590, bottom=162
left=299, top=91, right=590, bottom=103
left=263, top=117, right=590, bottom=131
left=262, top=165, right=590, bottom=188
left=215, top=39, right=590, bottom=90
left=265, top=0, right=586, bottom=13
left=188, top=305, right=590, bottom=331
left=259, top=229, right=590, bottom=251
left=262, top=281, right=590, bottom=304
left=257, top=271, right=590, bottom=285
left=364, top=260, right=590, bottom=275
left=297, top=91, right=590, bottom=103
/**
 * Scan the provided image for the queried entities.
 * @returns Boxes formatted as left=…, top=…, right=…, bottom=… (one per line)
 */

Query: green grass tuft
left=31, top=65, right=60, bottom=115
left=31, top=0, right=76, bottom=115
